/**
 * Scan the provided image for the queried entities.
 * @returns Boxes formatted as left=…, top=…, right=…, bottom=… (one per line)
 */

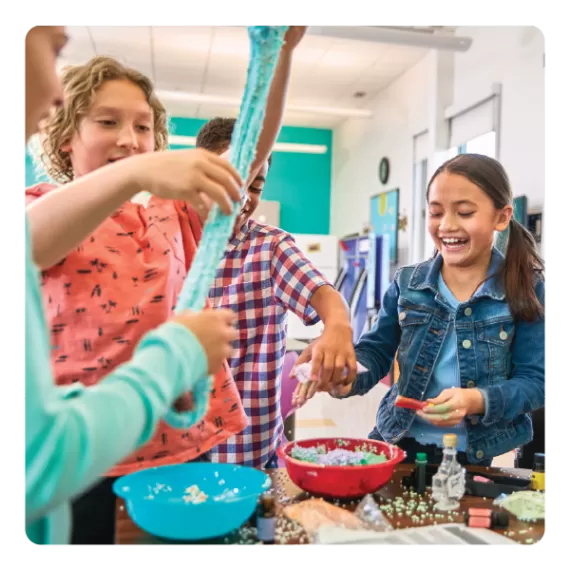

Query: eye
left=97, top=119, right=116, bottom=127
left=136, top=125, right=151, bottom=133
left=428, top=212, right=442, bottom=218
left=458, top=212, right=475, bottom=218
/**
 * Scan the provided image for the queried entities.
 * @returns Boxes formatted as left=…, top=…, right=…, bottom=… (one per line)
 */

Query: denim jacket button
left=462, top=339, right=472, bottom=349
left=470, top=416, right=479, bottom=425
left=464, top=307, right=472, bottom=317
left=476, top=450, right=484, bottom=459
left=399, top=312, right=407, bottom=321
left=466, top=380, right=476, bottom=388
left=499, top=331, right=508, bottom=340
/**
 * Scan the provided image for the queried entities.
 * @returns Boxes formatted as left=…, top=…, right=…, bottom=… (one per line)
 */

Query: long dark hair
left=427, top=153, right=544, bottom=322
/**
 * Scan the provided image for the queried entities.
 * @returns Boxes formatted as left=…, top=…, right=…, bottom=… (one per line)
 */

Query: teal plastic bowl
left=113, top=463, right=271, bottom=541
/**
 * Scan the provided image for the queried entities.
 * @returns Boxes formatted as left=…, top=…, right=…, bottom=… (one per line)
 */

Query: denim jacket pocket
left=397, top=299, right=432, bottom=354
left=476, top=319, right=515, bottom=381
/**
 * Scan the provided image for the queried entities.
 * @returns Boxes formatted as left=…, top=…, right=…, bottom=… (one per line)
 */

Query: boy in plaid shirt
left=196, top=118, right=356, bottom=468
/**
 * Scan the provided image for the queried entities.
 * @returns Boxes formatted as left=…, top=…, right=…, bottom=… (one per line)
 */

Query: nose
left=439, top=212, right=460, bottom=233
left=116, top=125, right=139, bottom=151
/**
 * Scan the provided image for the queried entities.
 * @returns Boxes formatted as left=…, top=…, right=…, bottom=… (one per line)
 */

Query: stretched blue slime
left=164, top=27, right=288, bottom=428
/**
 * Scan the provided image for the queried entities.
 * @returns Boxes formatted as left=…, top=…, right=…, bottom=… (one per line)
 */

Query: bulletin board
left=370, top=188, right=399, bottom=265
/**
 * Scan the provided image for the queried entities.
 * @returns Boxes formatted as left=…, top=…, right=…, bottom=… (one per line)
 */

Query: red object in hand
left=394, top=395, right=429, bottom=411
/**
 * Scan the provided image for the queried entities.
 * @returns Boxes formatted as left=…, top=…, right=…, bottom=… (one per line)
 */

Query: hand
left=292, top=324, right=356, bottom=407
left=172, top=309, right=238, bottom=375
left=282, top=26, right=307, bottom=51
left=125, top=149, right=242, bottom=216
left=417, top=388, right=485, bottom=428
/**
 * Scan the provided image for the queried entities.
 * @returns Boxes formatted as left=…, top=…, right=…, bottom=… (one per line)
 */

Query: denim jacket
left=349, top=248, right=545, bottom=463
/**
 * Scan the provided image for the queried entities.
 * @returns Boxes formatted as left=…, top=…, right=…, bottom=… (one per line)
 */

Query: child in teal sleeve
left=24, top=27, right=242, bottom=543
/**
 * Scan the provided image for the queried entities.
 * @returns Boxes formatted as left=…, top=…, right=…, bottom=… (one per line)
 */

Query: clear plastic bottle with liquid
left=431, top=433, right=466, bottom=511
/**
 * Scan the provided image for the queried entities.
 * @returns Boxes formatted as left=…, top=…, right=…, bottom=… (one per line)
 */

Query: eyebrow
left=91, top=106, right=152, bottom=119
left=429, top=199, right=476, bottom=207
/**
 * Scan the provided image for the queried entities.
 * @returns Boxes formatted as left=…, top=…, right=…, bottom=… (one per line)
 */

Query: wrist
left=466, top=388, right=485, bottom=415
left=111, top=154, right=145, bottom=200
left=323, top=320, right=351, bottom=334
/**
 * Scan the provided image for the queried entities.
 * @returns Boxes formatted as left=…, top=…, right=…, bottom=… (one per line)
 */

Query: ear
left=495, top=205, right=512, bottom=233
left=60, top=140, right=72, bottom=154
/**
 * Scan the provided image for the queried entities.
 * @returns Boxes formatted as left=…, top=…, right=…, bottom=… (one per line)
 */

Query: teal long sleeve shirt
left=25, top=217, right=209, bottom=544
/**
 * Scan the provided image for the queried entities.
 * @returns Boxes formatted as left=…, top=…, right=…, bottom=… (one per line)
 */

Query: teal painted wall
left=26, top=117, right=333, bottom=234
left=170, top=118, right=332, bottom=234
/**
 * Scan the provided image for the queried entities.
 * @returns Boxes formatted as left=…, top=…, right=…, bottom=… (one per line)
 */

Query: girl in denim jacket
left=295, top=154, right=544, bottom=465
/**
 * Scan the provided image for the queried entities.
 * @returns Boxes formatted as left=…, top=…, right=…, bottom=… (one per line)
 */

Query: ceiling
left=60, top=26, right=451, bottom=128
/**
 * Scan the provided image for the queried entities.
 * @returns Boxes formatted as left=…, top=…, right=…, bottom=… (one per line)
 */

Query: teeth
left=442, top=238, right=465, bottom=244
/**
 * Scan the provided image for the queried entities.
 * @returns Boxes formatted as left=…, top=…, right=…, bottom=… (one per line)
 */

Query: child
left=195, top=117, right=357, bottom=469
left=28, top=30, right=305, bottom=543
left=295, top=153, right=545, bottom=466
left=25, top=26, right=240, bottom=544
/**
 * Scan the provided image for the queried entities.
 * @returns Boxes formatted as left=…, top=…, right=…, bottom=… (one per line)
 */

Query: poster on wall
left=370, top=189, right=399, bottom=265
left=513, top=195, right=528, bottom=226
left=528, top=212, right=542, bottom=243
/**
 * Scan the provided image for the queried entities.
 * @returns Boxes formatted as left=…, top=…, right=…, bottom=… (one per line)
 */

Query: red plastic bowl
left=277, top=437, right=405, bottom=499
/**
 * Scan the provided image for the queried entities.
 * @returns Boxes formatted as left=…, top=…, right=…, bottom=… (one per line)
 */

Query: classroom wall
left=170, top=118, right=333, bottom=234
left=25, top=117, right=334, bottom=236
left=330, top=26, right=545, bottom=263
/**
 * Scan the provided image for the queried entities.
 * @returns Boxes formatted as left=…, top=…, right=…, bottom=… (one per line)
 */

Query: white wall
left=331, top=56, right=430, bottom=263
left=331, top=26, right=545, bottom=259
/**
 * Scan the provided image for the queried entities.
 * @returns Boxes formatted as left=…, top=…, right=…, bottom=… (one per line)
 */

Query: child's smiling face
left=61, top=79, right=156, bottom=177
left=428, top=171, right=511, bottom=268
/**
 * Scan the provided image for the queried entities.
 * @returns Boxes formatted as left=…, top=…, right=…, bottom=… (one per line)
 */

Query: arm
left=26, top=321, right=207, bottom=522
left=345, top=277, right=403, bottom=397
left=309, top=284, right=351, bottom=329
left=271, top=235, right=330, bottom=324
left=26, top=160, right=137, bottom=269
left=478, top=280, right=545, bottom=424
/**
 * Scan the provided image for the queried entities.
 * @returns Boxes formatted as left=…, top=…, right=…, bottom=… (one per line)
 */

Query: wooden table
left=115, top=466, right=543, bottom=545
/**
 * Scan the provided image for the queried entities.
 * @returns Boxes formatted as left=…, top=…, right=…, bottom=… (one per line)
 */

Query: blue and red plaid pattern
left=208, top=219, right=329, bottom=467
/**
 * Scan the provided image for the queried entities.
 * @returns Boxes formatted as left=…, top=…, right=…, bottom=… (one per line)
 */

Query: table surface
left=115, top=465, right=543, bottom=545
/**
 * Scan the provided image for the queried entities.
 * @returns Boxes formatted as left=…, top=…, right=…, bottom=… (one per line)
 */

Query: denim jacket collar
left=408, top=247, right=506, bottom=302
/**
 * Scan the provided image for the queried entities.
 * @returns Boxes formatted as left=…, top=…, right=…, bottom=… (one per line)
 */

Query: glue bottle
left=432, top=433, right=466, bottom=511
left=256, top=491, right=276, bottom=544
left=415, top=452, right=427, bottom=494
left=530, top=453, right=545, bottom=491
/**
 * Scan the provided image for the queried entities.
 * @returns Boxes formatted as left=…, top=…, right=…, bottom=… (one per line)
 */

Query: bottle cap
left=533, top=453, right=545, bottom=471
left=443, top=433, right=458, bottom=447
left=491, top=511, right=510, bottom=528
left=416, top=452, right=427, bottom=462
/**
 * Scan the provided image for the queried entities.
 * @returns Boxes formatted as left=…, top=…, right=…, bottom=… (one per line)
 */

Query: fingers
left=344, top=354, right=358, bottom=385
left=426, top=389, right=454, bottom=407
left=216, top=308, right=238, bottom=325
left=422, top=403, right=452, bottom=415
left=330, top=353, right=346, bottom=387
left=417, top=407, right=465, bottom=427
left=331, top=381, right=353, bottom=399
left=202, top=151, right=243, bottom=197
left=292, top=381, right=311, bottom=407
left=306, top=381, right=319, bottom=400
left=294, top=346, right=312, bottom=367
left=318, top=351, right=335, bottom=389
left=310, top=348, right=324, bottom=383
left=194, top=177, right=236, bottom=216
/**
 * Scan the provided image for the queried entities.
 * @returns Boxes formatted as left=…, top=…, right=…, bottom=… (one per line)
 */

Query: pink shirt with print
left=26, top=183, right=248, bottom=476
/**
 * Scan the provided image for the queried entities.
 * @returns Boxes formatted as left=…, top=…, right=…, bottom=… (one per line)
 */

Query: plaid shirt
left=208, top=219, right=329, bottom=467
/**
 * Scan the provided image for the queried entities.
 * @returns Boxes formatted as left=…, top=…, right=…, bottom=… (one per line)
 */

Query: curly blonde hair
left=35, top=55, right=169, bottom=183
